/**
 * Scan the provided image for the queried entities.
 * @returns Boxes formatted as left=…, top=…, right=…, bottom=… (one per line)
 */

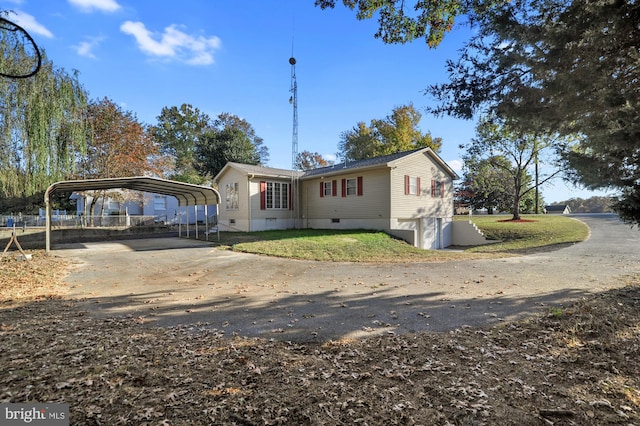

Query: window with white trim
left=322, top=181, right=332, bottom=196
left=345, top=178, right=357, bottom=196
left=266, top=181, right=289, bottom=209
left=408, top=176, right=418, bottom=195
left=153, top=195, right=167, bottom=211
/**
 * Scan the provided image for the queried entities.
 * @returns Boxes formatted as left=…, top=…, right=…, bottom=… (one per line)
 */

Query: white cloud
left=120, top=21, right=221, bottom=65
left=73, top=36, right=104, bottom=59
left=68, top=0, right=121, bottom=13
left=10, top=10, right=53, bottom=38
left=324, top=153, right=337, bottom=163
left=447, top=159, right=464, bottom=173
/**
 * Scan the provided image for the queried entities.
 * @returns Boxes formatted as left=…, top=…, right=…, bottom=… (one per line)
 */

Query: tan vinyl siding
left=389, top=151, right=454, bottom=219
left=303, top=168, right=391, bottom=221
left=217, top=167, right=250, bottom=225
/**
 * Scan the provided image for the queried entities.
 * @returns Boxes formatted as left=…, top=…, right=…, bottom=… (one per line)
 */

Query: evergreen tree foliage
left=427, top=0, right=640, bottom=224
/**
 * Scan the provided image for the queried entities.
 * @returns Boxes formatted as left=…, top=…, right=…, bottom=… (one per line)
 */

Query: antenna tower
left=289, top=56, right=298, bottom=170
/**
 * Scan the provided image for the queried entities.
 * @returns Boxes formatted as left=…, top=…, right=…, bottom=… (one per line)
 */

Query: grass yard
left=458, top=214, right=590, bottom=253
left=222, top=229, right=475, bottom=262
left=215, top=215, right=589, bottom=261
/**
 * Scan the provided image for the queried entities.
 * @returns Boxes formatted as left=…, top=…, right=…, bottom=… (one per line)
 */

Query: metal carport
left=44, top=176, right=221, bottom=255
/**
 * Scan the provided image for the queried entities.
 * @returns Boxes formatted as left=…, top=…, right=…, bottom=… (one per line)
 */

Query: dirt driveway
left=55, top=214, right=640, bottom=342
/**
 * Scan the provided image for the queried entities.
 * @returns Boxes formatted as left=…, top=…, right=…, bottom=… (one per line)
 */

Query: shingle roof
left=223, top=162, right=305, bottom=178
left=215, top=148, right=458, bottom=182
left=303, top=148, right=425, bottom=177
left=545, top=205, right=569, bottom=211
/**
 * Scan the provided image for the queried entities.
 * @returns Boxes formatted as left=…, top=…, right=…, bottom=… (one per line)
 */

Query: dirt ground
left=1, top=214, right=639, bottom=425
left=56, top=215, right=640, bottom=342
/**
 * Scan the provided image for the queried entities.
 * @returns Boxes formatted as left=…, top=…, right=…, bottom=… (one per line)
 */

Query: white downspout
left=248, top=174, right=254, bottom=232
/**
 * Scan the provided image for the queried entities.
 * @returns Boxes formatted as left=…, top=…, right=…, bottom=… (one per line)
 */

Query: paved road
left=57, top=214, right=640, bottom=342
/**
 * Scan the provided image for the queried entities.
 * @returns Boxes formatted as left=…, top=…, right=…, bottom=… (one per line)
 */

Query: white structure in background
left=71, top=191, right=217, bottom=225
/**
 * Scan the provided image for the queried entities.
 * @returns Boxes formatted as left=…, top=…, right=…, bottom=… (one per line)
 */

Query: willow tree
left=0, top=51, right=87, bottom=199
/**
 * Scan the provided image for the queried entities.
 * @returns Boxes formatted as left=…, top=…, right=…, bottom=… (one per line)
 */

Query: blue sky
left=5, top=0, right=610, bottom=203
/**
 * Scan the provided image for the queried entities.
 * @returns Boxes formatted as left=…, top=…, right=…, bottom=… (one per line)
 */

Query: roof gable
left=214, top=162, right=304, bottom=182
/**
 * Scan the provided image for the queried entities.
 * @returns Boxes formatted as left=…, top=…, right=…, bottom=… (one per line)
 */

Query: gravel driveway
left=57, top=214, right=640, bottom=342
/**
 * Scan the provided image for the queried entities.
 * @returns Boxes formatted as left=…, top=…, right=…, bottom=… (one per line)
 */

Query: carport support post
left=45, top=196, right=51, bottom=255
left=204, top=205, right=209, bottom=241
left=195, top=205, right=199, bottom=240
left=186, top=206, right=190, bottom=238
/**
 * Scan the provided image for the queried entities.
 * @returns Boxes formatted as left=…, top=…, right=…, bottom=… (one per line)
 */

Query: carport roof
left=45, top=176, right=220, bottom=206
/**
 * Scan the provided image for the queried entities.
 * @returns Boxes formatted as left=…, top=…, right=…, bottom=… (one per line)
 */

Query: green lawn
left=212, top=215, right=589, bottom=262
left=458, top=214, right=589, bottom=253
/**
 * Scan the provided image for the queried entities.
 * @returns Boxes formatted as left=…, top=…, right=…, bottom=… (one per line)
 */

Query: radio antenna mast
left=289, top=55, right=298, bottom=170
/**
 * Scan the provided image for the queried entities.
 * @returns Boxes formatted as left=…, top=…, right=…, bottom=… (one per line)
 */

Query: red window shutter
left=357, top=176, right=363, bottom=196
left=441, top=180, right=445, bottom=198
left=404, top=175, right=410, bottom=195
left=260, top=181, right=266, bottom=209
left=341, top=179, right=346, bottom=197
left=431, top=180, right=436, bottom=197
left=320, top=181, right=324, bottom=198
left=416, top=177, right=421, bottom=196
left=332, top=180, right=337, bottom=196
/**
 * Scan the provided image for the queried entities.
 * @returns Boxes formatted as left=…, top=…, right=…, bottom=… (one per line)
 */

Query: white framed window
left=266, top=182, right=289, bottom=209
left=323, top=181, right=332, bottom=196
left=154, top=195, right=167, bottom=211
left=346, top=178, right=357, bottom=196
left=226, top=182, right=239, bottom=210
left=409, top=176, right=418, bottom=195
left=107, top=199, right=120, bottom=211
left=404, top=175, right=421, bottom=196
left=341, top=176, right=363, bottom=197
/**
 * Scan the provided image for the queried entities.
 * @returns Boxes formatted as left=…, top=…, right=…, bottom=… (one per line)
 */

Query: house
left=545, top=204, right=571, bottom=215
left=72, top=191, right=217, bottom=225
left=214, top=147, right=460, bottom=249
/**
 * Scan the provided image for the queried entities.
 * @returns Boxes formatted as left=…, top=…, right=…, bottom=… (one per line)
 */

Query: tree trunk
left=88, top=196, right=97, bottom=227
left=535, top=151, right=539, bottom=214
left=512, top=174, right=522, bottom=220
left=512, top=197, right=521, bottom=220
